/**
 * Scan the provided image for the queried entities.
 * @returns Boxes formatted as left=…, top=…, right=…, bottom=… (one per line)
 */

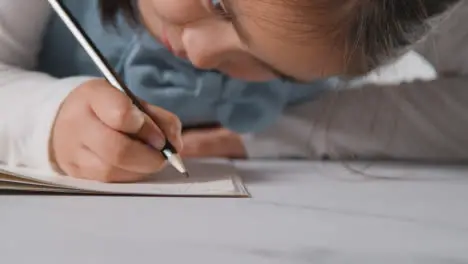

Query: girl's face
left=138, top=0, right=345, bottom=82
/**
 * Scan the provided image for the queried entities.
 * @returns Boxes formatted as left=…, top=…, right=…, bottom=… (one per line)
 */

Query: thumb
left=140, top=101, right=183, bottom=152
left=88, top=82, right=166, bottom=150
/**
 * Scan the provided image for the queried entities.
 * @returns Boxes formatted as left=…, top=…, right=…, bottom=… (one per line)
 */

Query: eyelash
left=209, top=0, right=231, bottom=20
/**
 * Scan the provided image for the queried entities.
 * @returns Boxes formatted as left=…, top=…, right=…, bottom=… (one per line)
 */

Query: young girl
left=0, top=0, right=460, bottom=182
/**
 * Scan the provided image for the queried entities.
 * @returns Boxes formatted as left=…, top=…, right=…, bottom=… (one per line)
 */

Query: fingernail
left=130, top=106, right=145, bottom=131
left=178, top=137, right=184, bottom=150
left=171, top=124, right=183, bottom=150
left=149, top=129, right=166, bottom=150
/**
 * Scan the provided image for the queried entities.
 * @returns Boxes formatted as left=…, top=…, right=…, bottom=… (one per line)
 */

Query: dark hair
left=345, top=0, right=461, bottom=74
left=98, top=0, right=460, bottom=75
left=99, top=0, right=137, bottom=24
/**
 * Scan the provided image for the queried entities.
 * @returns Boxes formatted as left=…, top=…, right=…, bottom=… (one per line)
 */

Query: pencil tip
left=183, top=172, right=190, bottom=178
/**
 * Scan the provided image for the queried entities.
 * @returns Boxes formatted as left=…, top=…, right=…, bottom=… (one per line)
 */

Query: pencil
left=47, top=0, right=189, bottom=177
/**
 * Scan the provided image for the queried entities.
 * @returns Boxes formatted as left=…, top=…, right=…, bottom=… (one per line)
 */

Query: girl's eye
left=210, top=0, right=230, bottom=19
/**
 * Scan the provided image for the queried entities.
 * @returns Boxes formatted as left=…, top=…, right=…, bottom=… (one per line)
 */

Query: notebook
left=0, top=159, right=249, bottom=197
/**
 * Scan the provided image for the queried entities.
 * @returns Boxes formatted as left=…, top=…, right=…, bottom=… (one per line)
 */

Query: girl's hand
left=51, top=79, right=183, bottom=183
left=181, top=127, right=246, bottom=159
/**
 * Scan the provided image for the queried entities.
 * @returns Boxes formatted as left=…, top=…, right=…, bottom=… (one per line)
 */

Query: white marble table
left=1, top=160, right=468, bottom=264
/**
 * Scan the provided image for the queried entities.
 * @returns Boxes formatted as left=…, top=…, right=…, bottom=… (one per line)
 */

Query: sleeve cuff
left=240, top=133, right=310, bottom=160
left=241, top=133, right=277, bottom=159
left=19, top=76, right=96, bottom=173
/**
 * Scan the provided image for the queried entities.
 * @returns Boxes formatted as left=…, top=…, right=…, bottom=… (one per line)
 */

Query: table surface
left=2, top=160, right=468, bottom=264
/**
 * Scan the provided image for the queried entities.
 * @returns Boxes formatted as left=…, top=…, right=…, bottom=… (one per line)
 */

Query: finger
left=73, top=145, right=148, bottom=183
left=141, top=101, right=183, bottom=152
left=181, top=128, right=247, bottom=159
left=81, top=114, right=167, bottom=174
left=87, top=82, right=166, bottom=150
left=181, top=129, right=219, bottom=158
left=180, top=141, right=204, bottom=158
left=136, top=113, right=169, bottom=150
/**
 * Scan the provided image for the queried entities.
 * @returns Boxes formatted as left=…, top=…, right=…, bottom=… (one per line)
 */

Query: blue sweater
left=37, top=0, right=331, bottom=133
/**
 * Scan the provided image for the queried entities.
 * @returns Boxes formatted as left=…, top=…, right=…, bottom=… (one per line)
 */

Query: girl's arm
left=240, top=51, right=468, bottom=161
left=0, top=1, right=94, bottom=172
left=242, top=76, right=468, bottom=161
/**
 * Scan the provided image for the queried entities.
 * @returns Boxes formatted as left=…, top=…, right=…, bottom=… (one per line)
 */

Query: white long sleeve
left=0, top=1, right=94, bottom=172
left=242, top=51, right=468, bottom=160
left=242, top=72, right=468, bottom=161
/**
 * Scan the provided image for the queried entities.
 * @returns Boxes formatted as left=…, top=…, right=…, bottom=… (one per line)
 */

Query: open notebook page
left=0, top=159, right=249, bottom=197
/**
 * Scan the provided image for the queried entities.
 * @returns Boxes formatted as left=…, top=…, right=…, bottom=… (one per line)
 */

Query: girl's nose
left=184, top=42, right=221, bottom=70
left=182, top=24, right=239, bottom=70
